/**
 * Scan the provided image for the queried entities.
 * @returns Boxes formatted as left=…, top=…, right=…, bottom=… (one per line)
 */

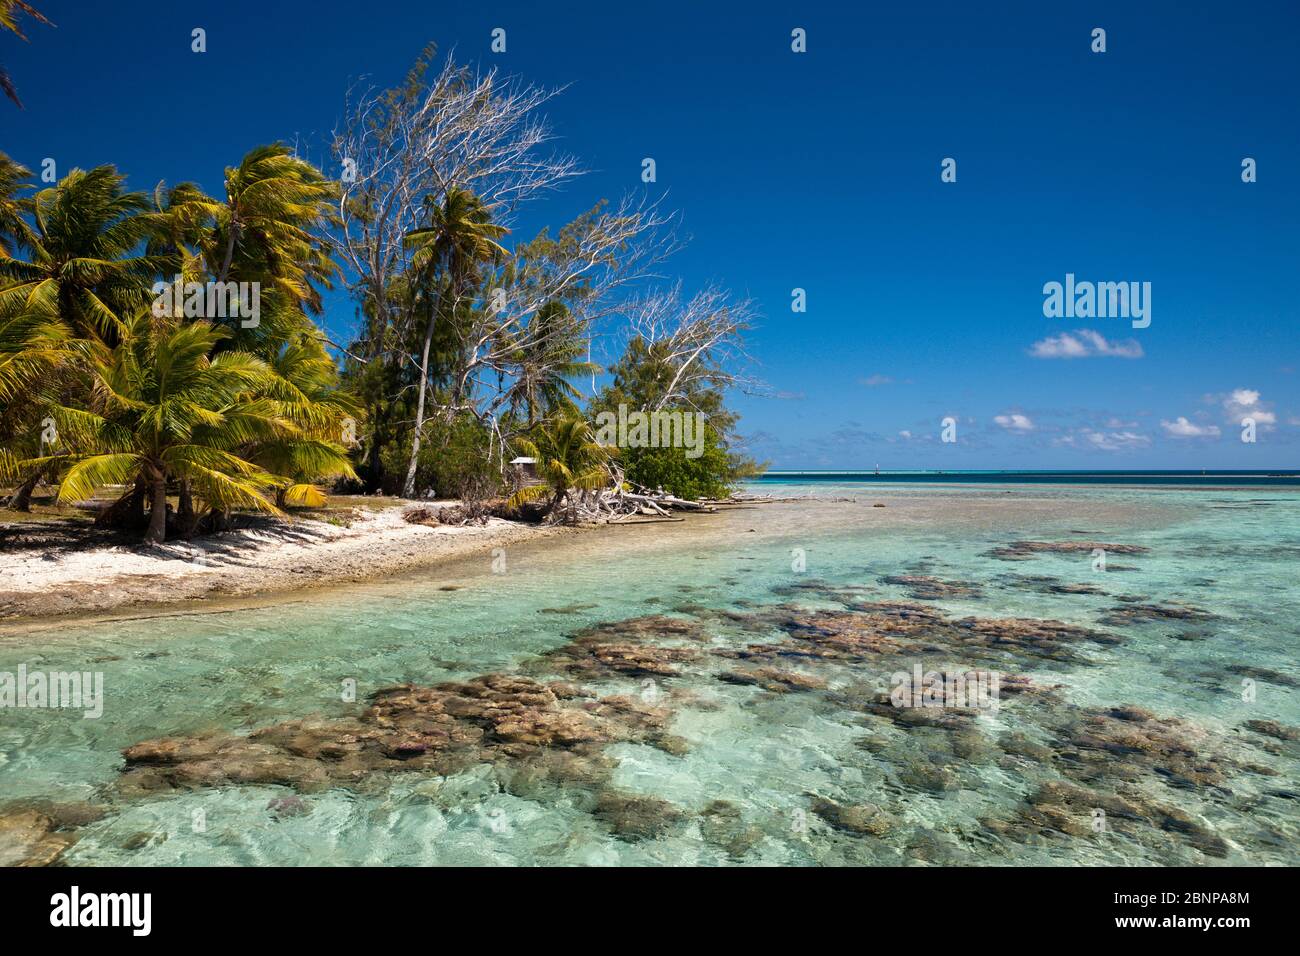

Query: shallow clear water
left=1, top=483, right=1297, bottom=865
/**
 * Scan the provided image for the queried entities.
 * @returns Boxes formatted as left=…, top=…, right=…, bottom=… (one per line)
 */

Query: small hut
left=508, top=456, right=542, bottom=487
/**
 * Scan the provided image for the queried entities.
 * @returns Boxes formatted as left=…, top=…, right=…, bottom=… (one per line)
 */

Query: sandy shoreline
left=0, top=484, right=1212, bottom=630
left=0, top=505, right=564, bottom=626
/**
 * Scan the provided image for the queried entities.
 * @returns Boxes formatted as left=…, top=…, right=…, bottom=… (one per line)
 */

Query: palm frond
left=56, top=453, right=143, bottom=503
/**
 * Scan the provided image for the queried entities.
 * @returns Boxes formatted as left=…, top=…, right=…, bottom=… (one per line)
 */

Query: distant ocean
left=754, top=470, right=1300, bottom=488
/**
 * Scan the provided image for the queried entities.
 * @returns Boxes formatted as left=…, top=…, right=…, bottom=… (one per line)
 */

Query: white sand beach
left=0, top=505, right=557, bottom=622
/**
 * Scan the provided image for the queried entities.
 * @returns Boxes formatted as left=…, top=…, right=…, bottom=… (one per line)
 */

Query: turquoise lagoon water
left=1, top=481, right=1297, bottom=865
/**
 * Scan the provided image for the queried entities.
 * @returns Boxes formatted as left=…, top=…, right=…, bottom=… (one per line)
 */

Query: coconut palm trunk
left=177, top=478, right=196, bottom=534
left=8, top=461, right=46, bottom=511
left=145, top=467, right=168, bottom=544
left=542, top=488, right=566, bottom=521
left=217, top=223, right=239, bottom=283
left=399, top=189, right=508, bottom=498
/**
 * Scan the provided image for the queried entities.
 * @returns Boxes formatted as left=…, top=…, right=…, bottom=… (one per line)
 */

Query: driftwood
left=622, top=492, right=717, bottom=512
left=540, top=479, right=719, bottom=525
left=546, top=483, right=863, bottom=524
left=493, top=477, right=852, bottom=526
left=399, top=484, right=848, bottom=528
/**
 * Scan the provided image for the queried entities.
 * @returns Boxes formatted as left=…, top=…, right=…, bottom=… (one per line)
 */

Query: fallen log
left=623, top=492, right=717, bottom=513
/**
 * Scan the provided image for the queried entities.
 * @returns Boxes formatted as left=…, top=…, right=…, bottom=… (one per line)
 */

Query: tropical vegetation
left=1, top=0, right=51, bottom=108
left=0, top=48, right=760, bottom=543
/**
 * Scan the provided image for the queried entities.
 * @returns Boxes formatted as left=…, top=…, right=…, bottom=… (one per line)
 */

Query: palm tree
left=0, top=153, right=82, bottom=509
left=0, top=308, right=78, bottom=510
left=1, top=144, right=358, bottom=529
left=0, top=159, right=71, bottom=404
left=405, top=189, right=510, bottom=292
left=507, top=413, right=616, bottom=522
left=0, top=0, right=51, bottom=108
left=146, top=181, right=213, bottom=287
left=0, top=307, right=69, bottom=402
left=0, top=152, right=34, bottom=255
left=206, top=146, right=338, bottom=294
left=0, top=165, right=166, bottom=344
left=400, top=188, right=508, bottom=495
left=137, top=147, right=338, bottom=356
left=142, top=159, right=355, bottom=518
left=43, top=310, right=287, bottom=543
left=509, top=301, right=598, bottom=425
left=247, top=331, right=359, bottom=507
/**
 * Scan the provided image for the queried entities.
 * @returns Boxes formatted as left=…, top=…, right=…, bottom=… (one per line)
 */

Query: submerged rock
left=570, top=614, right=708, bottom=642
left=810, top=796, right=896, bottom=836
left=729, top=604, right=940, bottom=663
left=591, top=791, right=686, bottom=842
left=1053, top=706, right=1237, bottom=790
left=545, top=681, right=594, bottom=700
left=717, top=600, right=1120, bottom=670
left=1099, top=601, right=1215, bottom=626
left=999, top=731, right=1055, bottom=763
left=0, top=805, right=83, bottom=867
left=1223, top=665, right=1300, bottom=689
left=539, top=637, right=700, bottom=678
left=991, top=779, right=1229, bottom=859
left=769, top=580, right=878, bottom=604
left=585, top=694, right=689, bottom=755
left=534, top=615, right=706, bottom=679
left=120, top=831, right=166, bottom=851
left=267, top=795, right=310, bottom=817
left=987, top=540, right=1149, bottom=561
left=119, top=673, right=686, bottom=797
left=904, top=827, right=968, bottom=865
left=716, top=667, right=828, bottom=693
left=880, top=574, right=983, bottom=601
left=949, top=616, right=1122, bottom=663
left=1002, top=575, right=1104, bottom=596
left=1244, top=719, right=1299, bottom=743
left=122, top=731, right=340, bottom=793
left=8, top=800, right=107, bottom=830
left=92, top=596, right=1277, bottom=867
left=698, top=800, right=765, bottom=860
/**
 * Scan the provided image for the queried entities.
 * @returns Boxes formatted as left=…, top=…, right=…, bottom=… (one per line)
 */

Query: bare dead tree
left=454, top=193, right=680, bottom=424
left=326, top=49, right=582, bottom=494
left=324, top=49, right=750, bottom=502
left=612, top=282, right=761, bottom=413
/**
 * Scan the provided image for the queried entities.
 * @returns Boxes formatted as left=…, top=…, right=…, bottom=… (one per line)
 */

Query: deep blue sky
left=4, top=1, right=1297, bottom=468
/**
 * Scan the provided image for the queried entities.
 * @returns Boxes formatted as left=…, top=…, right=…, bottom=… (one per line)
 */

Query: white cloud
left=1222, top=388, right=1276, bottom=427
left=1029, top=329, right=1144, bottom=360
left=994, top=413, right=1034, bottom=432
left=898, top=429, right=913, bottom=439
left=1161, top=417, right=1221, bottom=439
left=860, top=374, right=893, bottom=387
left=1083, top=429, right=1151, bottom=451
